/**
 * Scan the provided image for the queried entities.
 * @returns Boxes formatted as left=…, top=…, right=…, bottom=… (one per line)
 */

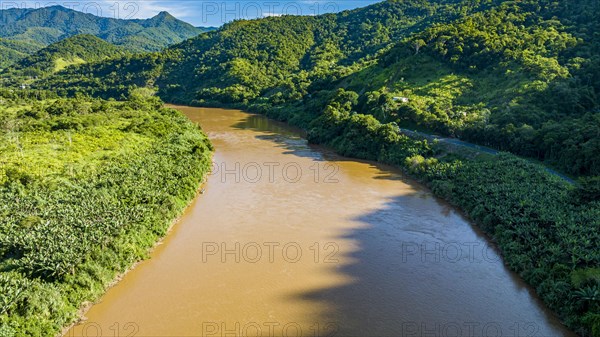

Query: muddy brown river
left=65, top=106, right=573, bottom=337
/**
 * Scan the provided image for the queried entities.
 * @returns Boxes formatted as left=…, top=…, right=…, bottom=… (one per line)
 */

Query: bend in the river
left=65, top=106, right=574, bottom=337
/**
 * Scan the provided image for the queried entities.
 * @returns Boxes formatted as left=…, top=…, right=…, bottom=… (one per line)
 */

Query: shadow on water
left=232, top=113, right=306, bottom=137
left=232, top=113, right=415, bottom=185
left=231, top=113, right=328, bottom=160
left=231, top=111, right=574, bottom=337
left=283, top=195, right=575, bottom=337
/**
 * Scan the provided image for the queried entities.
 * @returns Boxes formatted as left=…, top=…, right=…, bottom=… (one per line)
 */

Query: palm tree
left=574, top=285, right=600, bottom=311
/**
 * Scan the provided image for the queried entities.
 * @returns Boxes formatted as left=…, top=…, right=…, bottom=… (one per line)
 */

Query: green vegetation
left=4, top=35, right=127, bottom=80
left=393, top=0, right=600, bottom=176
left=0, top=6, right=212, bottom=67
left=0, top=39, right=42, bottom=69
left=0, top=89, right=213, bottom=336
left=37, top=0, right=600, bottom=176
left=37, top=52, right=168, bottom=99
left=33, top=0, right=500, bottom=102
left=1, top=0, right=599, bottom=335
left=159, top=0, right=497, bottom=104
left=270, top=88, right=600, bottom=336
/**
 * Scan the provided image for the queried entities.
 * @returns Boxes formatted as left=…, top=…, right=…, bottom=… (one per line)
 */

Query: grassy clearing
left=53, top=57, right=86, bottom=72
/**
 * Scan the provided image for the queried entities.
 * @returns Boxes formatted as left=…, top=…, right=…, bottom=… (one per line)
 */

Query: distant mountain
left=0, top=5, right=212, bottom=67
left=8, top=34, right=127, bottom=76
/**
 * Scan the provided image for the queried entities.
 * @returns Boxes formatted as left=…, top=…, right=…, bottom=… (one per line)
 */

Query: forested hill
left=7, top=35, right=126, bottom=76
left=41, top=0, right=499, bottom=102
left=0, top=5, right=212, bottom=67
left=0, top=38, right=42, bottom=69
left=161, top=0, right=600, bottom=178
left=159, top=0, right=498, bottom=104
left=38, top=0, right=600, bottom=177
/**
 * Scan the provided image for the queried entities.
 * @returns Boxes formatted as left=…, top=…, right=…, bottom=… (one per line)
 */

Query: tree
left=412, top=39, right=426, bottom=55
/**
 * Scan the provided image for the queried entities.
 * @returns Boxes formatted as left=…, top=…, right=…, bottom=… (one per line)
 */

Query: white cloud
left=262, top=12, right=282, bottom=17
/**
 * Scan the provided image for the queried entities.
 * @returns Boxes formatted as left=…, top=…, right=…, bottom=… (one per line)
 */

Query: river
left=64, top=106, right=573, bottom=337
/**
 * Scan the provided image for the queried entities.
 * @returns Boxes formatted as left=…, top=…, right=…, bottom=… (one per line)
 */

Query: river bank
left=173, top=99, right=598, bottom=336
left=0, top=96, right=213, bottom=337
left=63, top=105, right=575, bottom=337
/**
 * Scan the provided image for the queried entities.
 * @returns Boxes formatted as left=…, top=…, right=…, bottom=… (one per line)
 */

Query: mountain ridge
left=0, top=5, right=213, bottom=67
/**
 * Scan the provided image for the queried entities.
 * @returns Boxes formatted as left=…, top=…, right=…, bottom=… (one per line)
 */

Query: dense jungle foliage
left=0, top=39, right=43, bottom=70
left=1, top=0, right=599, bottom=335
left=0, top=89, right=213, bottom=336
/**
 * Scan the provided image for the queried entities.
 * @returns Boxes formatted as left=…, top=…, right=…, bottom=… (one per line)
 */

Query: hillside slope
left=0, top=6, right=212, bottom=66
left=159, top=0, right=497, bottom=103
left=37, top=0, right=495, bottom=104
left=36, top=0, right=600, bottom=176
left=0, top=38, right=42, bottom=69
left=156, top=0, right=600, bottom=177
left=7, top=34, right=126, bottom=76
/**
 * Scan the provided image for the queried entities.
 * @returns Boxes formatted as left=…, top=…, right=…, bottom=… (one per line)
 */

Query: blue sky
left=3, top=1, right=382, bottom=26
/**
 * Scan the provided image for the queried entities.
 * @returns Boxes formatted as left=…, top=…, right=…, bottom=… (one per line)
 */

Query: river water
left=65, top=106, right=573, bottom=337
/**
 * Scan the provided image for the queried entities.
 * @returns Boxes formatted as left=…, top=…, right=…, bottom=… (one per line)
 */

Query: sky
left=1, top=0, right=382, bottom=27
